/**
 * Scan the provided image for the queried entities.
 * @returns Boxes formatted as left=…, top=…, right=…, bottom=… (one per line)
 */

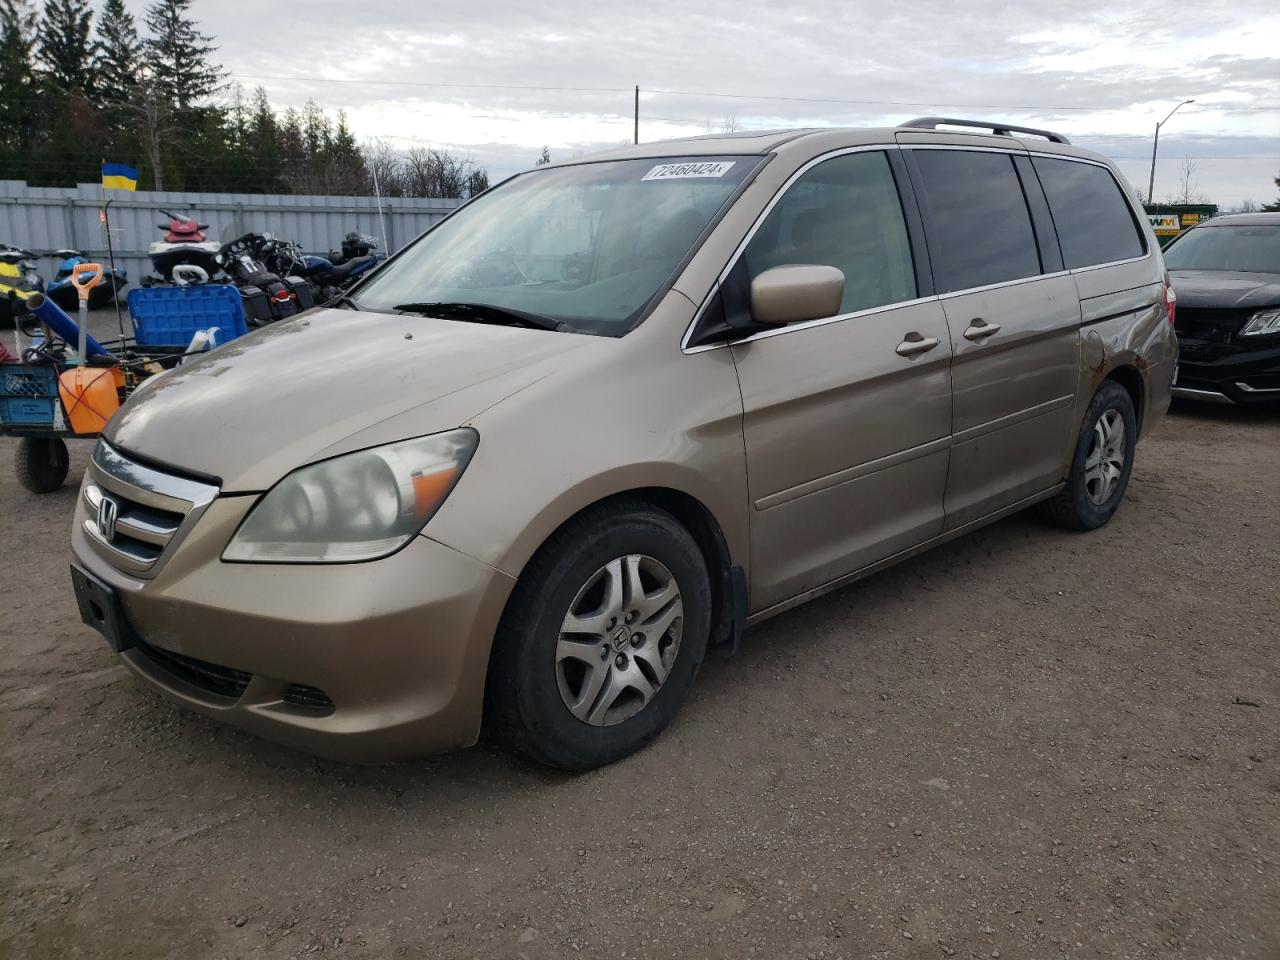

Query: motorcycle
left=214, top=232, right=315, bottom=325
left=0, top=244, right=44, bottom=329
left=325, top=230, right=384, bottom=285
left=330, top=231, right=381, bottom=265
left=46, top=249, right=127, bottom=311
left=263, top=231, right=385, bottom=303
left=143, top=210, right=223, bottom=286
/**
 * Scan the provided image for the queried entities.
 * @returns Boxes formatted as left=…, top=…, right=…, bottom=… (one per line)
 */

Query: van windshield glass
left=1163, top=224, right=1280, bottom=274
left=354, top=156, right=761, bottom=335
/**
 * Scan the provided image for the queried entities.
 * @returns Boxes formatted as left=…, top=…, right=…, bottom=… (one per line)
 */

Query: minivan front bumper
left=71, top=490, right=515, bottom=763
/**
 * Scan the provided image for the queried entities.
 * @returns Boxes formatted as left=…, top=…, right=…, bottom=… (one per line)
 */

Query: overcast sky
left=142, top=0, right=1279, bottom=206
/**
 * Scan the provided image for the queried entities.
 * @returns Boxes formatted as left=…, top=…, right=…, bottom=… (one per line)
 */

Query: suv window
left=1032, top=157, right=1145, bottom=269
left=910, top=150, right=1041, bottom=292
left=742, top=151, right=916, bottom=316
left=1163, top=223, right=1280, bottom=273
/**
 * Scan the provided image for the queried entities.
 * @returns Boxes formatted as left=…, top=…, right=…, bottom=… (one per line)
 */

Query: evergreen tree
left=1, top=1, right=486, bottom=196
left=225, top=83, right=248, bottom=151
left=35, top=0, right=94, bottom=93
left=324, top=110, right=366, bottom=195
left=332, top=111, right=358, bottom=157
left=93, top=0, right=141, bottom=107
left=143, top=0, right=219, bottom=108
left=246, top=85, right=282, bottom=189
left=0, top=0, right=39, bottom=160
left=278, top=106, right=303, bottom=165
left=534, top=145, right=550, bottom=166
left=302, top=100, right=330, bottom=157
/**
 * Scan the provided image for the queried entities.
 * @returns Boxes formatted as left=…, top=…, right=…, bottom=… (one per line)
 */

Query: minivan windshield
left=354, top=155, right=762, bottom=335
left=1163, top=224, right=1280, bottom=274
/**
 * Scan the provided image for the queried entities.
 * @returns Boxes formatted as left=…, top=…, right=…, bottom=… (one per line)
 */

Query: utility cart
left=3, top=268, right=244, bottom=493
left=1, top=361, right=78, bottom=492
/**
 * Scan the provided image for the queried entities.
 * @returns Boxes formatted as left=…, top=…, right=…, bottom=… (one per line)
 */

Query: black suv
left=1165, top=212, right=1280, bottom=404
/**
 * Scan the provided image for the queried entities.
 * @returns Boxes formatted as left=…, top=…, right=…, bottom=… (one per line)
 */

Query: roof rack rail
left=898, top=117, right=1071, bottom=144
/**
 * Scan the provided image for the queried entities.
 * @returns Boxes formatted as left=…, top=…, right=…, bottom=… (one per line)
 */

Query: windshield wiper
left=392, top=301, right=563, bottom=331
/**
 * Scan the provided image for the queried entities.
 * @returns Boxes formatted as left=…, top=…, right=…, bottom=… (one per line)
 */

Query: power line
left=366, top=107, right=1279, bottom=141
left=648, top=87, right=1280, bottom=114
left=226, top=73, right=1280, bottom=115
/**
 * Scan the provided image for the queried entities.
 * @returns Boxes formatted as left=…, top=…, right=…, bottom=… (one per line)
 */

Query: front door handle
left=963, top=317, right=1002, bottom=341
left=895, top=333, right=941, bottom=358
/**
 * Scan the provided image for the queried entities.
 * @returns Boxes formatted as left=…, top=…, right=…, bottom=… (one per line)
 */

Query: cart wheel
left=15, top=437, right=70, bottom=494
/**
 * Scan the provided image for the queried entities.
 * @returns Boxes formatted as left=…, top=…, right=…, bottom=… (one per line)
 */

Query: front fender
left=423, top=315, right=750, bottom=583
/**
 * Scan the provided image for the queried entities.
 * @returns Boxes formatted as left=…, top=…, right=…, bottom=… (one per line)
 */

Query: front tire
left=486, top=500, right=711, bottom=770
left=1039, top=380, right=1137, bottom=530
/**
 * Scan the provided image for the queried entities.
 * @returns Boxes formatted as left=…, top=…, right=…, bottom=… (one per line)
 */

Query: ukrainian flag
left=101, top=162, right=139, bottom=191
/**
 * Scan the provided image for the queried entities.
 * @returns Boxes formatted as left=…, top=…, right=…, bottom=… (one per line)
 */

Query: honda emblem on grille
left=97, top=494, right=119, bottom=542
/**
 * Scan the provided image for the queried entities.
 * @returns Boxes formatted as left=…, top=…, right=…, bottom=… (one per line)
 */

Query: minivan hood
left=1169, top=270, right=1280, bottom=311
left=106, top=307, right=593, bottom=491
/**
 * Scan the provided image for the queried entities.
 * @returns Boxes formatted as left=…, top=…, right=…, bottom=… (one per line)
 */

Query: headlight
left=1240, top=309, right=1280, bottom=337
left=223, top=429, right=477, bottom=563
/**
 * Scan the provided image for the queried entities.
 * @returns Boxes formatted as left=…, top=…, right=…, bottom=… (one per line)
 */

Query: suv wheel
left=1039, top=380, right=1137, bottom=530
left=487, top=500, right=711, bottom=770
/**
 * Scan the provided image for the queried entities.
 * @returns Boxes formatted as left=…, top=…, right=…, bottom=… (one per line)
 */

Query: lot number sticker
left=642, top=161, right=736, bottom=181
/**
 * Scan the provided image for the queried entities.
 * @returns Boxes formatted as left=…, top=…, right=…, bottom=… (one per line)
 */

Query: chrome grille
left=82, top=441, right=219, bottom=578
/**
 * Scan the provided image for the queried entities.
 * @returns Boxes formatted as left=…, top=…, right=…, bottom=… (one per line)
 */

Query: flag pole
left=103, top=196, right=125, bottom=343
left=371, top=155, right=389, bottom=254
left=100, top=158, right=126, bottom=342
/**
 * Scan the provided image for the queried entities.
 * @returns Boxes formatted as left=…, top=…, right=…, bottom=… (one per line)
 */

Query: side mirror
left=749, top=264, right=845, bottom=326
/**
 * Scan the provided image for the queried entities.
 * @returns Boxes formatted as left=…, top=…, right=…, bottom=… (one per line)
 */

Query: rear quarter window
left=1031, top=157, right=1146, bottom=269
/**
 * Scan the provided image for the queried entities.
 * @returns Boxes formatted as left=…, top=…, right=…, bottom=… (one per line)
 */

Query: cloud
left=129, top=0, right=1280, bottom=203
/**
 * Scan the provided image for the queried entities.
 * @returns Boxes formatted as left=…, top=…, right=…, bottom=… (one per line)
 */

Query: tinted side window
left=743, top=151, right=916, bottom=316
left=1032, top=157, right=1146, bottom=269
left=910, top=150, right=1041, bottom=292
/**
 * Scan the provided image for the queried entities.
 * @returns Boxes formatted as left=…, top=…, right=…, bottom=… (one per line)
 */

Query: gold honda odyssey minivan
left=70, top=119, right=1176, bottom=769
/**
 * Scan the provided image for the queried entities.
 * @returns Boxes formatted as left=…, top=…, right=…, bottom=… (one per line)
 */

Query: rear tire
left=15, top=437, right=70, bottom=494
left=1039, top=380, right=1137, bottom=530
left=486, top=500, right=712, bottom=770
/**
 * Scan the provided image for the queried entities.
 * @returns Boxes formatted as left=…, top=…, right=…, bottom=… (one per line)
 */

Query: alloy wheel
left=1085, top=408, right=1126, bottom=505
left=555, top=554, right=684, bottom=726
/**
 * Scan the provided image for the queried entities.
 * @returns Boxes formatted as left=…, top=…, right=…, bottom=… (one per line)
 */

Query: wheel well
left=513, top=487, right=739, bottom=653
left=1105, top=365, right=1144, bottom=432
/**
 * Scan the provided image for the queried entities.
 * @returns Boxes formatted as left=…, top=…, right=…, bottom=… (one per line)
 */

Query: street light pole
left=1147, top=99, right=1195, bottom=204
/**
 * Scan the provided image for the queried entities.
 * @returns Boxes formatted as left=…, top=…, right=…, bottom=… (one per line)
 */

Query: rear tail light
left=1162, top=279, right=1176, bottom=327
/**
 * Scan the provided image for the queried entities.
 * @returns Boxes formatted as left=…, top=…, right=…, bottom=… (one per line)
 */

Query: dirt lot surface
left=1, top=400, right=1277, bottom=960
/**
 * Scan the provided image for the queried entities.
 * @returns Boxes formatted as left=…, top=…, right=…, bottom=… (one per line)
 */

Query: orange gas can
left=57, top=367, right=120, bottom=434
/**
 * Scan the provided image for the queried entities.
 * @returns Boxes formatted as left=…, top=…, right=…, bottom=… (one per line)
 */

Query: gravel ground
left=1, top=373, right=1277, bottom=959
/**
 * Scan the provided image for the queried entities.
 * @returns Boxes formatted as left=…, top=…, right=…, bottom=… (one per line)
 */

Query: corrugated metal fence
left=0, top=181, right=462, bottom=282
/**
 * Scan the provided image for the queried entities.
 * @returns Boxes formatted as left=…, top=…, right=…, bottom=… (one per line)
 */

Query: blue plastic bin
left=1, top=363, right=60, bottom=427
left=128, top=284, right=248, bottom=348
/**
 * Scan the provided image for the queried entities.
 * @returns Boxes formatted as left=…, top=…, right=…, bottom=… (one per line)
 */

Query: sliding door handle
left=963, top=318, right=1001, bottom=341
left=895, top=333, right=941, bottom=358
